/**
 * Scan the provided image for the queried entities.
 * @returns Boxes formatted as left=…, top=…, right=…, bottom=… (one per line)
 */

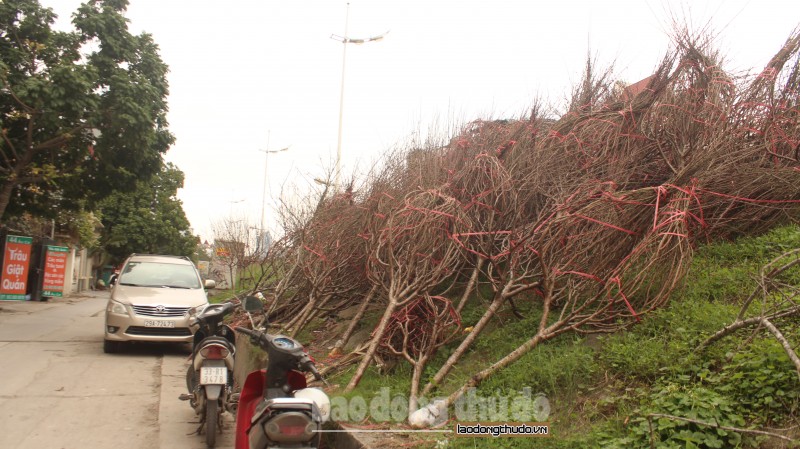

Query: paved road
left=0, top=291, right=235, bottom=449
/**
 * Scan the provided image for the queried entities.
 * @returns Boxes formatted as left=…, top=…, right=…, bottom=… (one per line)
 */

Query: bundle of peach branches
left=251, top=28, right=800, bottom=414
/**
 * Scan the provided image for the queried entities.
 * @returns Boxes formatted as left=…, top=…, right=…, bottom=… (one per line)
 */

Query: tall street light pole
left=330, top=3, right=388, bottom=189
left=259, top=143, right=289, bottom=234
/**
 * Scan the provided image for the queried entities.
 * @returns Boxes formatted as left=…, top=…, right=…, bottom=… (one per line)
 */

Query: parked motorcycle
left=234, top=296, right=331, bottom=449
left=180, top=301, right=239, bottom=447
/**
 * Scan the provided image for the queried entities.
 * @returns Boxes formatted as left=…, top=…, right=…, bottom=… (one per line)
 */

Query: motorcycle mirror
left=243, top=295, right=263, bottom=313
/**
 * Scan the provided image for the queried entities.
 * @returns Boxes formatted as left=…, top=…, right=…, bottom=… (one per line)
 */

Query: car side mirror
left=243, top=295, right=263, bottom=313
left=204, top=279, right=216, bottom=289
left=109, top=274, right=118, bottom=287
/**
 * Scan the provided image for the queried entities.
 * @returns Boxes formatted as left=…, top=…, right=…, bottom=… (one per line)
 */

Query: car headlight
left=107, top=300, right=128, bottom=316
left=186, top=303, right=209, bottom=324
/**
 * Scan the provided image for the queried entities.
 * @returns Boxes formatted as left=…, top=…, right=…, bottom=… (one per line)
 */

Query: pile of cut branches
left=248, top=27, right=800, bottom=419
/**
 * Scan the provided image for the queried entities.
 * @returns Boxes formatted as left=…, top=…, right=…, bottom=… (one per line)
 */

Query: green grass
left=207, top=261, right=280, bottom=304
left=330, top=224, right=800, bottom=448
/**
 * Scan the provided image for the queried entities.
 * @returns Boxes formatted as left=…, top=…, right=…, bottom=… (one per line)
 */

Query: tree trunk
left=286, top=295, right=318, bottom=337
left=423, top=291, right=505, bottom=396
left=266, top=252, right=302, bottom=316
left=345, top=297, right=398, bottom=392
left=444, top=278, right=558, bottom=410
left=0, top=180, right=16, bottom=222
left=456, top=256, right=485, bottom=314
left=0, top=149, right=34, bottom=222
left=290, top=293, right=335, bottom=338
left=287, top=306, right=313, bottom=338
left=330, top=286, right=377, bottom=356
left=291, top=295, right=334, bottom=338
left=408, top=353, right=429, bottom=414
left=761, top=318, right=800, bottom=381
left=696, top=303, right=800, bottom=352
left=444, top=325, right=564, bottom=408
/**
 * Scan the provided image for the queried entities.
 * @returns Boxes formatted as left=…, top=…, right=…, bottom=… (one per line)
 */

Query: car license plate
left=144, top=320, right=175, bottom=328
left=200, top=367, right=228, bottom=385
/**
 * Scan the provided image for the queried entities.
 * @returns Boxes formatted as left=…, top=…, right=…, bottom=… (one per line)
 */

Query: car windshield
left=118, top=261, right=201, bottom=289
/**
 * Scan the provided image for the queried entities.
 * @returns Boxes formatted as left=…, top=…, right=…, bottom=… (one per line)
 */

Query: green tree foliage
left=98, top=163, right=197, bottom=263
left=0, top=0, right=173, bottom=220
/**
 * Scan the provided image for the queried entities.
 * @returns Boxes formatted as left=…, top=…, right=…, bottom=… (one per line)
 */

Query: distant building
left=617, top=75, right=656, bottom=102
left=259, top=230, right=272, bottom=256
left=210, top=239, right=245, bottom=290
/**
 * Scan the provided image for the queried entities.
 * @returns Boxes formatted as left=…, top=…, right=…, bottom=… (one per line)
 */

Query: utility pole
left=259, top=133, right=289, bottom=253
left=330, top=3, right=388, bottom=189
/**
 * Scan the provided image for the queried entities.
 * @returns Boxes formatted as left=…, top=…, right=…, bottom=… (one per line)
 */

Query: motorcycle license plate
left=200, top=367, right=227, bottom=385
left=144, top=320, right=174, bottom=328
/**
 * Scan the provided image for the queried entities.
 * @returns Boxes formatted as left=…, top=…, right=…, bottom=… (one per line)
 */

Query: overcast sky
left=43, top=0, right=800, bottom=241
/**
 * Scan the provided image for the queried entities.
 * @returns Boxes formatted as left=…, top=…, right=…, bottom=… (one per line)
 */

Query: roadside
left=0, top=291, right=159, bottom=449
left=0, top=289, right=108, bottom=315
left=0, top=290, right=374, bottom=449
left=0, top=290, right=236, bottom=449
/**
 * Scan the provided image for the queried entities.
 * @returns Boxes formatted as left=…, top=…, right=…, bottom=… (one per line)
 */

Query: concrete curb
left=322, top=422, right=368, bottom=449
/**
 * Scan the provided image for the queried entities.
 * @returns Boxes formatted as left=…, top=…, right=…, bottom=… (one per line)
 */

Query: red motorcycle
left=234, top=296, right=330, bottom=449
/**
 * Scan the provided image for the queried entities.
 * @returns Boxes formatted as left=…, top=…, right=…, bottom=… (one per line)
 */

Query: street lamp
left=330, top=2, right=388, bottom=188
left=228, top=198, right=245, bottom=215
left=259, top=145, right=290, bottom=233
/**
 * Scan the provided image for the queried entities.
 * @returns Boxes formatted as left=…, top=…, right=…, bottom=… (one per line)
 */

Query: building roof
left=620, top=75, right=656, bottom=102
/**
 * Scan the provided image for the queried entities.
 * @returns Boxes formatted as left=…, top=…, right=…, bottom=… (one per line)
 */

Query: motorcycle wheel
left=186, top=364, right=198, bottom=393
left=205, top=399, right=218, bottom=447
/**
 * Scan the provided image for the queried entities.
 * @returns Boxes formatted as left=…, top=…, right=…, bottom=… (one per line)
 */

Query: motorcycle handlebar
left=301, top=358, right=329, bottom=386
left=234, top=326, right=265, bottom=347
left=307, top=362, right=323, bottom=381
left=234, top=326, right=254, bottom=336
left=222, top=301, right=237, bottom=312
left=235, top=327, right=325, bottom=381
left=235, top=326, right=261, bottom=339
left=197, top=301, right=237, bottom=319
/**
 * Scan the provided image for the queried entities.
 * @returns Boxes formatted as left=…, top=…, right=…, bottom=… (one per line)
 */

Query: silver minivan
left=103, top=254, right=215, bottom=353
